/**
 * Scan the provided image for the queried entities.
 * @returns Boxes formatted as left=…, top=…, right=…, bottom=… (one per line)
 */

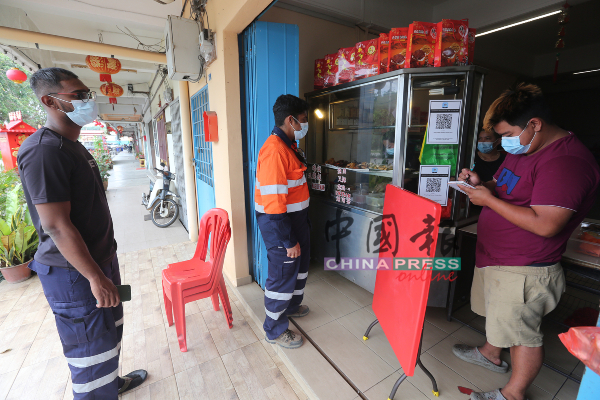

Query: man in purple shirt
left=453, top=83, right=599, bottom=400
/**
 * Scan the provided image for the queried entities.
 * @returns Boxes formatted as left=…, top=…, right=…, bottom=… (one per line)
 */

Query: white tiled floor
left=0, top=244, right=309, bottom=400
left=234, top=262, right=588, bottom=400
left=106, top=152, right=190, bottom=254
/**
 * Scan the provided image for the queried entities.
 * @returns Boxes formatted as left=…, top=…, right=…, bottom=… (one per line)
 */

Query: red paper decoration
left=100, top=82, right=124, bottom=104
left=554, top=2, right=571, bottom=83
left=6, top=68, right=27, bottom=84
left=85, top=55, right=121, bottom=82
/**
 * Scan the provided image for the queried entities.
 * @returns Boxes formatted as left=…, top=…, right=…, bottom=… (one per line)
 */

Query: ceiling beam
left=0, top=26, right=166, bottom=64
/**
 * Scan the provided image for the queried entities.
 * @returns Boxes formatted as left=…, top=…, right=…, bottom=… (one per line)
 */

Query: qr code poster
left=418, top=165, right=450, bottom=206
left=426, top=100, right=462, bottom=145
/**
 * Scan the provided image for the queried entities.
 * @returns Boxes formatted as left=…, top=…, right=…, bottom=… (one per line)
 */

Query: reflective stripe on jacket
left=255, top=133, right=309, bottom=214
left=255, top=127, right=310, bottom=249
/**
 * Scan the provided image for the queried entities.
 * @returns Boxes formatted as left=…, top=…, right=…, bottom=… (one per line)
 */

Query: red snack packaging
left=323, top=53, right=338, bottom=87
left=406, top=21, right=437, bottom=68
left=434, top=19, right=469, bottom=67
left=335, top=47, right=356, bottom=85
left=314, top=59, right=325, bottom=90
left=378, top=33, right=390, bottom=74
left=388, top=27, right=409, bottom=71
left=468, top=28, right=476, bottom=65
left=559, top=327, right=600, bottom=376
left=354, top=39, right=379, bottom=80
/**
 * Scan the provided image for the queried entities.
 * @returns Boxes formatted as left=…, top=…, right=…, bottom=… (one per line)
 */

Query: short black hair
left=484, top=83, right=553, bottom=131
left=273, top=94, right=308, bottom=127
left=30, top=68, right=79, bottom=98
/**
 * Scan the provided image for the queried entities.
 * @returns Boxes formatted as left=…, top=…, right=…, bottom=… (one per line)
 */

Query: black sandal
left=118, top=370, right=148, bottom=394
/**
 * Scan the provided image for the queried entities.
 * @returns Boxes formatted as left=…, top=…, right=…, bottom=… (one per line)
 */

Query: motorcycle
left=141, top=163, right=181, bottom=227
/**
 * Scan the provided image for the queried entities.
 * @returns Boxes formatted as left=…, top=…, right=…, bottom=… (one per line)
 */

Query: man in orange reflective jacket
left=255, top=94, right=311, bottom=349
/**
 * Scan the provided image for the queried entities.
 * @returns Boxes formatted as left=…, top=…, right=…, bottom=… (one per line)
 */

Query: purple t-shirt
left=476, top=134, right=600, bottom=268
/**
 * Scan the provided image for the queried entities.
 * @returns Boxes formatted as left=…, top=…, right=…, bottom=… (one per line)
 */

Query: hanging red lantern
left=117, top=126, right=124, bottom=133
left=100, top=82, right=124, bottom=104
left=85, top=55, right=121, bottom=82
left=6, top=68, right=28, bottom=84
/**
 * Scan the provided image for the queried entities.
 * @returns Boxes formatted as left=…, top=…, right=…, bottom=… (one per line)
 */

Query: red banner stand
left=365, top=185, right=442, bottom=399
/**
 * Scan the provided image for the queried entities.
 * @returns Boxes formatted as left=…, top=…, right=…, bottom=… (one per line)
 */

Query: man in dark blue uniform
left=255, top=95, right=311, bottom=349
left=18, top=68, right=146, bottom=399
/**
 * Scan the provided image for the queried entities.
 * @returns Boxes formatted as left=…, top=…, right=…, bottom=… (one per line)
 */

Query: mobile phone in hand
left=116, top=285, right=132, bottom=302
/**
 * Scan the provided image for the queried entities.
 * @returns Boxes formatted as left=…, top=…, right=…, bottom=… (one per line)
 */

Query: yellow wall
left=184, top=0, right=272, bottom=286
left=259, top=6, right=377, bottom=99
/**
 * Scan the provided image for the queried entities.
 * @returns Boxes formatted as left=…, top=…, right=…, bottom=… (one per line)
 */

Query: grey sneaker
left=286, top=305, right=310, bottom=318
left=452, top=344, right=509, bottom=373
left=266, top=329, right=303, bottom=349
left=470, top=388, right=528, bottom=400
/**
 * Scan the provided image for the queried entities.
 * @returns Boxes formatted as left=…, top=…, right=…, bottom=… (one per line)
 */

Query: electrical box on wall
left=165, top=16, right=202, bottom=81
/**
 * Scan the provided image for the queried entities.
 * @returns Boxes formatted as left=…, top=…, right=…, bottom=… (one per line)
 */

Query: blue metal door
left=241, top=21, right=299, bottom=288
left=191, top=86, right=215, bottom=223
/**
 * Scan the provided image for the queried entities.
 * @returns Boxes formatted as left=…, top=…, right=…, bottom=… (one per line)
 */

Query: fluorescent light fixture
left=315, top=109, right=324, bottom=119
left=573, top=68, right=600, bottom=75
left=476, top=10, right=561, bottom=37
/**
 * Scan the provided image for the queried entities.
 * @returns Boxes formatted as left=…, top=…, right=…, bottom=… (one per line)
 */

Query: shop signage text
left=324, top=257, right=461, bottom=271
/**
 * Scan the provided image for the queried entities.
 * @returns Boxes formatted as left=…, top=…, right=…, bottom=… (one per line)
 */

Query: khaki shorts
left=471, top=263, right=565, bottom=348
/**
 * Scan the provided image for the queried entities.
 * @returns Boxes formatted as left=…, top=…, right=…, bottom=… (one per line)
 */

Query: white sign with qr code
left=426, top=100, right=462, bottom=145
left=418, top=165, right=450, bottom=206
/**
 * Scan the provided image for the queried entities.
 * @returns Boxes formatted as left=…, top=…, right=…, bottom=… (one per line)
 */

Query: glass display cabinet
left=305, top=66, right=486, bottom=306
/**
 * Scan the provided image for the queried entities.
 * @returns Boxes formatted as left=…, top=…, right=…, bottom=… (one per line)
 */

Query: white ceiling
left=0, top=0, right=178, bottom=122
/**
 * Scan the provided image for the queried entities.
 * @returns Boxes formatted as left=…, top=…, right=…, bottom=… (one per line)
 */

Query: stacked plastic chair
left=162, top=208, right=233, bottom=352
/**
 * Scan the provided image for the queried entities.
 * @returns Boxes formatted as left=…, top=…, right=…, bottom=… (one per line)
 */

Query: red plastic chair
left=162, top=208, right=233, bottom=352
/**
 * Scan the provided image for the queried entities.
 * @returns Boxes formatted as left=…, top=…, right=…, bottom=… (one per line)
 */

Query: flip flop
left=118, top=370, right=148, bottom=395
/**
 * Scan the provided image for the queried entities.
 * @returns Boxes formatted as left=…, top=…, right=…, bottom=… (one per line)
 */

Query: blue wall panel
left=243, top=21, right=299, bottom=289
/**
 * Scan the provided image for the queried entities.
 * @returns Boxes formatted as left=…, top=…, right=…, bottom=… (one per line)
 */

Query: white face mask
left=291, top=116, right=309, bottom=140
left=50, top=95, right=99, bottom=127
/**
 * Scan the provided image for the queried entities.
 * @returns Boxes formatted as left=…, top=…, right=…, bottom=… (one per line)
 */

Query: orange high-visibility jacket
left=255, top=129, right=310, bottom=249
left=255, top=134, right=309, bottom=215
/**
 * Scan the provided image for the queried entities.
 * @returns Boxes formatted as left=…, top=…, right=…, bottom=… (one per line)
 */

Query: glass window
left=307, top=79, right=398, bottom=213
left=404, top=75, right=466, bottom=219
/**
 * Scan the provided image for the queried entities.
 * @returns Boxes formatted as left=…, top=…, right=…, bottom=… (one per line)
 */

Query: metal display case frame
left=305, top=66, right=487, bottom=305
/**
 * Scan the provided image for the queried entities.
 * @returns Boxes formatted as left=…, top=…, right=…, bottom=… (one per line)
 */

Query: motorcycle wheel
left=151, top=199, right=179, bottom=228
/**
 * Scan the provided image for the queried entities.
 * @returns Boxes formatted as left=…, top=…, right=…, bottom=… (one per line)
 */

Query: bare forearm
left=46, top=223, right=104, bottom=282
left=483, top=180, right=496, bottom=191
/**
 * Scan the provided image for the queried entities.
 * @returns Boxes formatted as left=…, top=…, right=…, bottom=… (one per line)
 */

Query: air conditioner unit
left=164, top=16, right=202, bottom=81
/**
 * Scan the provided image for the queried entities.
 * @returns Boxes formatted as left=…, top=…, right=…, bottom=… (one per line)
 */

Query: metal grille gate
left=191, top=85, right=215, bottom=221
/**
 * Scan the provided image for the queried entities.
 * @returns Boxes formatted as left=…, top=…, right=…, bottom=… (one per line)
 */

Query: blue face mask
left=386, top=147, right=394, bottom=156
left=51, top=96, right=99, bottom=127
left=477, top=141, right=495, bottom=154
left=501, top=121, right=536, bottom=155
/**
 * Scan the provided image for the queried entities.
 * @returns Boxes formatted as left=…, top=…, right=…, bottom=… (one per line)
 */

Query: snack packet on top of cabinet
left=388, top=27, right=409, bottom=71
left=335, top=47, right=356, bottom=85
left=378, top=33, right=390, bottom=74
left=354, top=39, right=379, bottom=80
left=434, top=19, right=469, bottom=67
left=468, top=28, right=476, bottom=65
left=314, top=59, right=325, bottom=90
left=323, top=53, right=338, bottom=87
left=406, top=22, right=437, bottom=68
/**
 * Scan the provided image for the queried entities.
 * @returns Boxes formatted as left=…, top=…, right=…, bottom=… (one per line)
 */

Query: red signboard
left=372, top=184, right=441, bottom=376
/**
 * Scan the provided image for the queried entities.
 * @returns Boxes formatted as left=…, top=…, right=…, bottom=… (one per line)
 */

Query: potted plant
left=0, top=186, right=38, bottom=283
left=90, top=137, right=111, bottom=190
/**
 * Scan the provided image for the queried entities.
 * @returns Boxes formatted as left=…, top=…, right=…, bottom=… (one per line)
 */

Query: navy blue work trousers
left=29, top=256, right=123, bottom=400
left=262, top=223, right=310, bottom=340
